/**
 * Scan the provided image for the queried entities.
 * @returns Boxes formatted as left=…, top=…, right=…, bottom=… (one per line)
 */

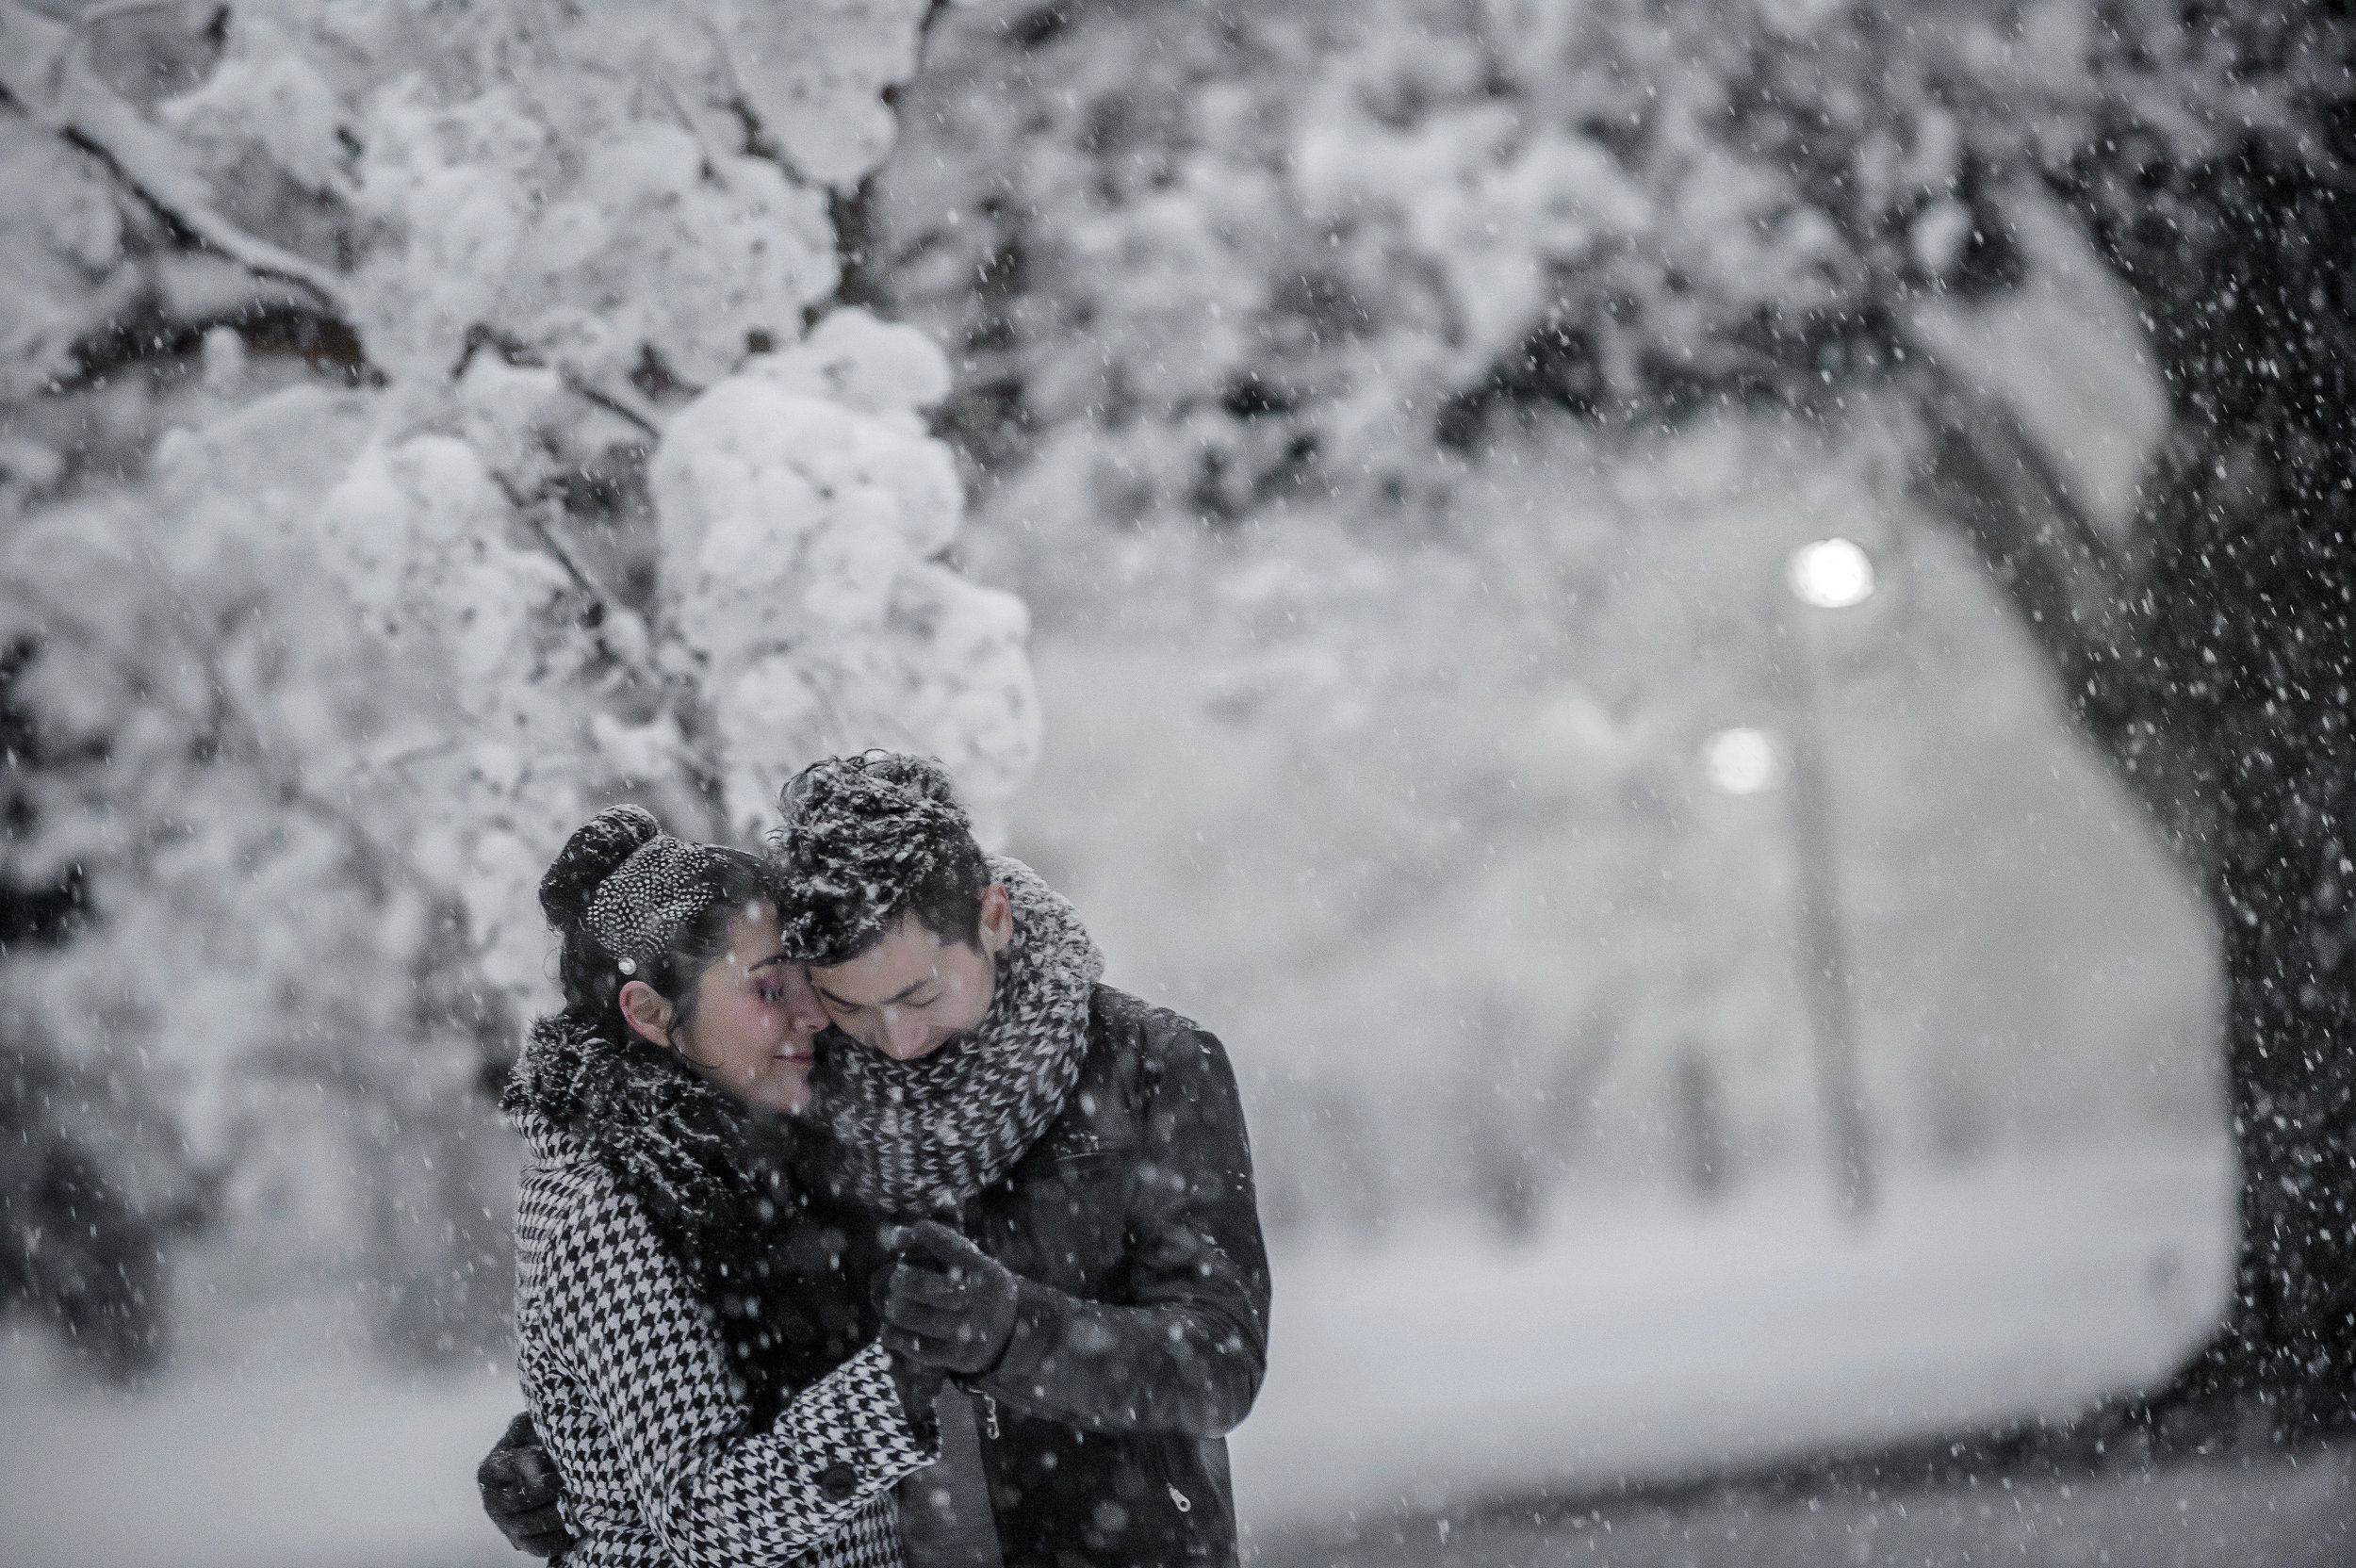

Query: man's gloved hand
left=876, top=1220, right=1020, bottom=1378
left=478, top=1410, right=574, bottom=1559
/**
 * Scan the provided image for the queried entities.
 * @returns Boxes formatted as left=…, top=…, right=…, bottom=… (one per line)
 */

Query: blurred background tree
left=858, top=0, right=2356, bottom=1435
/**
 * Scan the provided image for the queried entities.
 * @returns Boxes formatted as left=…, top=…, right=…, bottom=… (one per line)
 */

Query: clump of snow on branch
left=659, top=309, right=1034, bottom=839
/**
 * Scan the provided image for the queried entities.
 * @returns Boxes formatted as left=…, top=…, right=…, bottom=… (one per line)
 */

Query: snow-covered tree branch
left=1, top=0, right=1036, bottom=1365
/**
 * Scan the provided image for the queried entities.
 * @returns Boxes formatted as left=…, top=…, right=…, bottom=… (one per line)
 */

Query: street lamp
left=1778, top=537, right=1877, bottom=1223
left=1700, top=535, right=1881, bottom=1225
left=1700, top=725, right=1783, bottom=797
left=1788, top=537, right=1877, bottom=610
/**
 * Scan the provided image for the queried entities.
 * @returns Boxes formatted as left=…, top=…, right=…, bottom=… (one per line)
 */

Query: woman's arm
left=539, top=1171, right=938, bottom=1563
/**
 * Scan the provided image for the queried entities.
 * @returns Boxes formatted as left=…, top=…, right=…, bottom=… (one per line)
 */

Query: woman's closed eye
left=748, top=958, right=796, bottom=1006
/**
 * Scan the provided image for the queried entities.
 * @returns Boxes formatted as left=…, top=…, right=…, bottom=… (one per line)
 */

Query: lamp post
left=1703, top=537, right=1879, bottom=1223
left=1781, top=538, right=1877, bottom=1222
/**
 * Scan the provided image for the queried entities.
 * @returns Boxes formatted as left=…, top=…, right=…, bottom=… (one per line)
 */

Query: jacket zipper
left=1146, top=1442, right=1193, bottom=1513
left=979, top=1393, right=1000, bottom=1439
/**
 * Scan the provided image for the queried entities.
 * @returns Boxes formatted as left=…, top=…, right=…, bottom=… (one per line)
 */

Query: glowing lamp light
left=1702, top=726, right=1783, bottom=796
left=1787, top=538, right=1876, bottom=610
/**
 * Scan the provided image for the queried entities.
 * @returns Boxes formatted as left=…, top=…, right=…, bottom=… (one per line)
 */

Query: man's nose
left=878, top=1010, right=930, bottom=1061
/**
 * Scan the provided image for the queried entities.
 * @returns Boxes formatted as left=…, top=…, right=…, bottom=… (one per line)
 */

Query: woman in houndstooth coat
left=498, top=806, right=945, bottom=1567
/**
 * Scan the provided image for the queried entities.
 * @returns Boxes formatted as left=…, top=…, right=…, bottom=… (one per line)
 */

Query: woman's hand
left=476, top=1411, right=573, bottom=1558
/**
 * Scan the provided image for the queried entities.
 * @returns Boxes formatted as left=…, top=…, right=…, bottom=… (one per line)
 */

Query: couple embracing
left=476, top=751, right=1269, bottom=1568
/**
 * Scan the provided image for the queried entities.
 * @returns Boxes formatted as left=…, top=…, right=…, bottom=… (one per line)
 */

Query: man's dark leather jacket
left=799, top=985, right=1271, bottom=1568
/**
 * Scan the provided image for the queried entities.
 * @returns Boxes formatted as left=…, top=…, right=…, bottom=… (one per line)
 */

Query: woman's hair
left=539, top=805, right=773, bottom=1046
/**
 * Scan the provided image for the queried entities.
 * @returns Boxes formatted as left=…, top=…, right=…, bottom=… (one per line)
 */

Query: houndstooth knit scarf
left=804, top=858, right=1104, bottom=1216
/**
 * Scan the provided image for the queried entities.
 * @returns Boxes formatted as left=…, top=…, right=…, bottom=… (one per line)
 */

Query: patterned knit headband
left=583, top=833, right=728, bottom=969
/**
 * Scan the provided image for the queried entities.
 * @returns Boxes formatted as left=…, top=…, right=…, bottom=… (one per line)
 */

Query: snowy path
left=0, top=1362, right=522, bottom=1568
left=1256, top=1446, right=2356, bottom=1568
left=1230, top=1143, right=2236, bottom=1530
left=0, top=1145, right=2233, bottom=1567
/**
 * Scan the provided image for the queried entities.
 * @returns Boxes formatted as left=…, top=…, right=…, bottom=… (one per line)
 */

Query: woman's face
left=667, top=902, right=829, bottom=1115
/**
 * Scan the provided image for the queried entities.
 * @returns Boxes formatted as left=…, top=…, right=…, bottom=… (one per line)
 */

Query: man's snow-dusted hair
left=769, top=752, right=989, bottom=966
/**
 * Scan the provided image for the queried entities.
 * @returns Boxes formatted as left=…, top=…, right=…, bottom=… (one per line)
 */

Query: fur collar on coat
left=503, top=1014, right=820, bottom=1416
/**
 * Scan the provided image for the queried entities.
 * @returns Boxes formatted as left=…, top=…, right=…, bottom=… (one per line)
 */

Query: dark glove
left=478, top=1410, right=574, bottom=1558
left=876, top=1219, right=1020, bottom=1378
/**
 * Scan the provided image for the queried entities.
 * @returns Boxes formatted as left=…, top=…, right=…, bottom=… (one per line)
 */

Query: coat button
left=817, top=1462, right=859, bottom=1501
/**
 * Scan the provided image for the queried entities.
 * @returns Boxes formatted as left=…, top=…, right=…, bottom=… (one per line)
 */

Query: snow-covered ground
left=0, top=1140, right=2232, bottom=1567
left=1231, top=1139, right=2236, bottom=1533
left=0, top=1351, right=522, bottom=1568
left=1258, top=1444, right=2356, bottom=1568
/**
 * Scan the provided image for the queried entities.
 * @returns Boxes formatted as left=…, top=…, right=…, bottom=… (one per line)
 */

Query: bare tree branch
left=1903, top=343, right=2209, bottom=863
left=1905, top=353, right=2126, bottom=694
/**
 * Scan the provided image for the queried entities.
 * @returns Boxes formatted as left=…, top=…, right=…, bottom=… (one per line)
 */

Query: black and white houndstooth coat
left=506, top=1017, right=939, bottom=1568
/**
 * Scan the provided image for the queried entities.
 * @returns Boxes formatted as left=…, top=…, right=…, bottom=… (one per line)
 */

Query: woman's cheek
left=756, top=1051, right=812, bottom=1113
left=721, top=998, right=779, bottom=1077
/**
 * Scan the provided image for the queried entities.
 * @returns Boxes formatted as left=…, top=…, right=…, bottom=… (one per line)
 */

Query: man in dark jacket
left=480, top=752, right=1270, bottom=1568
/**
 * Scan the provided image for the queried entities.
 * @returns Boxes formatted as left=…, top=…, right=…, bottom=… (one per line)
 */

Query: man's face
left=808, top=884, right=1013, bottom=1061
